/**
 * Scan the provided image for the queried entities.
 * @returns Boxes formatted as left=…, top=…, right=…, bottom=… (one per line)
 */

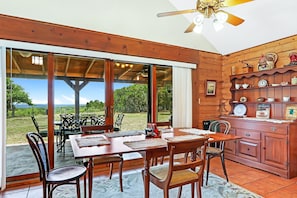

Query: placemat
left=179, top=128, right=216, bottom=135
left=104, top=130, right=144, bottom=138
left=75, top=135, right=110, bottom=148
left=124, top=138, right=167, bottom=149
left=165, top=135, right=206, bottom=142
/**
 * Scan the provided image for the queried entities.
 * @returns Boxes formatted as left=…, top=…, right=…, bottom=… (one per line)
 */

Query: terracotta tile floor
left=1, top=157, right=297, bottom=197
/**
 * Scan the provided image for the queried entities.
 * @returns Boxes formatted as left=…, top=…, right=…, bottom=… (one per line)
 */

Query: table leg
left=88, top=158, right=94, bottom=198
left=143, top=158, right=150, bottom=198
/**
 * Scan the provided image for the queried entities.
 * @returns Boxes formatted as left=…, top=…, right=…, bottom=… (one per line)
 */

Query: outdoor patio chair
left=144, top=136, right=208, bottom=198
left=199, top=120, right=231, bottom=185
left=26, top=132, right=87, bottom=198
left=90, top=115, right=106, bottom=126
left=80, top=125, right=124, bottom=192
left=58, top=114, right=82, bottom=152
left=31, top=115, right=60, bottom=138
left=31, top=115, right=48, bottom=137
left=113, top=113, right=124, bottom=131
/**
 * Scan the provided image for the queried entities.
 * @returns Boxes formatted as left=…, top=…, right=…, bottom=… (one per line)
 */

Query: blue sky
left=12, top=78, right=131, bottom=105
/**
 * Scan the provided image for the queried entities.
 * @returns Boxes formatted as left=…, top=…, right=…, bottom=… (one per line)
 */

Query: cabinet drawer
left=237, top=130, right=260, bottom=140
left=237, top=140, right=260, bottom=162
left=261, top=125, right=287, bottom=134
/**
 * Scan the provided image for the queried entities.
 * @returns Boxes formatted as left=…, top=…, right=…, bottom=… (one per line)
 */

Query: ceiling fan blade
left=221, top=11, right=245, bottom=26
left=184, top=22, right=196, bottom=33
left=157, top=9, right=197, bottom=17
left=223, top=0, right=253, bottom=7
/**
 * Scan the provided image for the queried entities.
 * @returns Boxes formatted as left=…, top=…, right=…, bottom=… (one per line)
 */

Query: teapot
left=258, top=53, right=278, bottom=71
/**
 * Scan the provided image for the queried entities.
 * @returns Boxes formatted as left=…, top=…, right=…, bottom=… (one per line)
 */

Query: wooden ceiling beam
left=64, top=56, right=70, bottom=76
left=84, top=59, right=96, bottom=77
left=12, top=56, right=22, bottom=73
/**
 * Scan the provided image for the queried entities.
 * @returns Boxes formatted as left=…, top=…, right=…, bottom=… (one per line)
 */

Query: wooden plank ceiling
left=6, top=49, right=172, bottom=84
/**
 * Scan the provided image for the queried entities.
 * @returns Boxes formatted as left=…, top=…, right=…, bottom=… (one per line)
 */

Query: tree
left=6, top=78, right=32, bottom=117
left=114, top=84, right=148, bottom=113
left=85, top=100, right=105, bottom=111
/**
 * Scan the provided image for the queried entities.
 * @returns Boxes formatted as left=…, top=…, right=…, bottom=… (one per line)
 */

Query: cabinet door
left=261, top=133, right=288, bottom=170
left=225, top=128, right=236, bottom=155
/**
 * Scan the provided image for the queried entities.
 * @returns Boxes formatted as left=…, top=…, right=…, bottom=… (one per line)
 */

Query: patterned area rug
left=52, top=171, right=262, bottom=198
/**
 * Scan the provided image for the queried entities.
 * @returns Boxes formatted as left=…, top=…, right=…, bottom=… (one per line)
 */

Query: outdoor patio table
left=69, top=128, right=241, bottom=198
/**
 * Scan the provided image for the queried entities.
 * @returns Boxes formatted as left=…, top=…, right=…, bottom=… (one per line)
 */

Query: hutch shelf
left=230, top=65, right=297, bottom=119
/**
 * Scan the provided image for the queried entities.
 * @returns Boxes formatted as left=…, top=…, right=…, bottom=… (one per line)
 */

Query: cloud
left=61, top=95, right=90, bottom=105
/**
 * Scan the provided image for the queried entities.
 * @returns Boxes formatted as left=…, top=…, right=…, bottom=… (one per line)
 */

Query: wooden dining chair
left=26, top=132, right=87, bottom=198
left=202, top=120, right=231, bottom=185
left=80, top=125, right=124, bottom=192
left=145, top=136, right=208, bottom=198
left=151, top=121, right=172, bottom=166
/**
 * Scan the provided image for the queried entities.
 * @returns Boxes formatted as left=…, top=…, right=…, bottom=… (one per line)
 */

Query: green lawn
left=6, top=112, right=171, bottom=145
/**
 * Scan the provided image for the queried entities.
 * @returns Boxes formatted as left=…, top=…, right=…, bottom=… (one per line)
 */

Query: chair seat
left=206, top=147, right=223, bottom=154
left=149, top=164, right=199, bottom=187
left=93, top=154, right=123, bottom=164
left=47, top=165, right=87, bottom=183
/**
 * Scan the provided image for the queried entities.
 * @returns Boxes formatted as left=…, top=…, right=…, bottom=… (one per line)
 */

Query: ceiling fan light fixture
left=193, top=13, right=204, bottom=25
left=215, top=11, right=228, bottom=23
left=213, top=18, right=224, bottom=31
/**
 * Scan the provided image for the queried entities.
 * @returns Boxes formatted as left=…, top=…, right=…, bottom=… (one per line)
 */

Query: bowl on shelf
left=257, top=97, right=265, bottom=102
left=280, top=81, right=289, bottom=86
left=267, top=97, right=275, bottom=102
left=235, top=84, right=241, bottom=89
left=271, top=83, right=280, bottom=87
left=242, top=83, right=249, bottom=89
left=283, top=96, right=290, bottom=102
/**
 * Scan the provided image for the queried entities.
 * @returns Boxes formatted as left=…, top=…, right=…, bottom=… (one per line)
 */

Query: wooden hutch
left=223, top=65, right=297, bottom=179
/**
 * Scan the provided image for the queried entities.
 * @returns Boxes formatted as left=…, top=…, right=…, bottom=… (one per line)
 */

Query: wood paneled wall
left=1, top=14, right=295, bottom=129
left=222, top=35, right=297, bottom=114
left=0, top=14, right=224, bottom=129
left=192, top=52, right=223, bottom=129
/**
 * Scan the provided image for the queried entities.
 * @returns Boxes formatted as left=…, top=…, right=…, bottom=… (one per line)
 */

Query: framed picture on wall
left=205, top=80, right=216, bottom=96
left=285, top=104, right=297, bottom=120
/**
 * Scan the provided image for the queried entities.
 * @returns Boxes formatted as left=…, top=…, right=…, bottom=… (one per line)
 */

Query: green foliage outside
left=114, top=84, right=148, bottom=113
left=6, top=81, right=172, bottom=144
left=6, top=78, right=32, bottom=117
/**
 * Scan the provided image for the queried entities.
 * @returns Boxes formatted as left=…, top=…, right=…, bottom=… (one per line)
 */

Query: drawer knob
left=245, top=133, right=251, bottom=137
left=271, top=127, right=277, bottom=132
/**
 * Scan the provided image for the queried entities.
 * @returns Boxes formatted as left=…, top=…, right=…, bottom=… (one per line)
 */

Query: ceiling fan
left=157, top=0, right=253, bottom=33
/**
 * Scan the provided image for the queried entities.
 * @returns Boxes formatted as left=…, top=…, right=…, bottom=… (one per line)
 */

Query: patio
left=6, top=140, right=142, bottom=177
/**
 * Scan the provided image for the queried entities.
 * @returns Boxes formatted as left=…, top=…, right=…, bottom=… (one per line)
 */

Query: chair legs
left=205, top=153, right=229, bottom=186
left=220, top=153, right=229, bottom=182
left=76, top=178, right=81, bottom=198
left=108, top=160, right=123, bottom=192
left=205, top=155, right=211, bottom=186
left=119, top=159, right=123, bottom=192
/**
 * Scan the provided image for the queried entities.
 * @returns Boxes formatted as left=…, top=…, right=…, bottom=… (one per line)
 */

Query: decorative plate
left=240, top=96, right=247, bottom=102
left=258, top=79, right=268, bottom=87
left=234, top=104, right=247, bottom=116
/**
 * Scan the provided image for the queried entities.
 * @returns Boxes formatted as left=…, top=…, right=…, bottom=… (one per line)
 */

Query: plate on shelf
left=233, top=104, right=247, bottom=116
left=240, top=96, right=247, bottom=102
left=258, top=79, right=268, bottom=87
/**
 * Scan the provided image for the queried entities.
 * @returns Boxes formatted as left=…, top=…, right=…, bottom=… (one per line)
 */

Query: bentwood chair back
left=80, top=125, right=124, bottom=192
left=113, top=113, right=125, bottom=131
left=31, top=115, right=48, bottom=137
left=204, top=120, right=231, bottom=185
left=146, top=136, right=208, bottom=198
left=26, top=132, right=86, bottom=198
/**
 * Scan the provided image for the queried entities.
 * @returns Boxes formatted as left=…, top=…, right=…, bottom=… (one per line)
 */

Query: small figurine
left=242, top=61, right=253, bottom=73
left=286, top=52, right=297, bottom=66
left=258, top=53, right=278, bottom=71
